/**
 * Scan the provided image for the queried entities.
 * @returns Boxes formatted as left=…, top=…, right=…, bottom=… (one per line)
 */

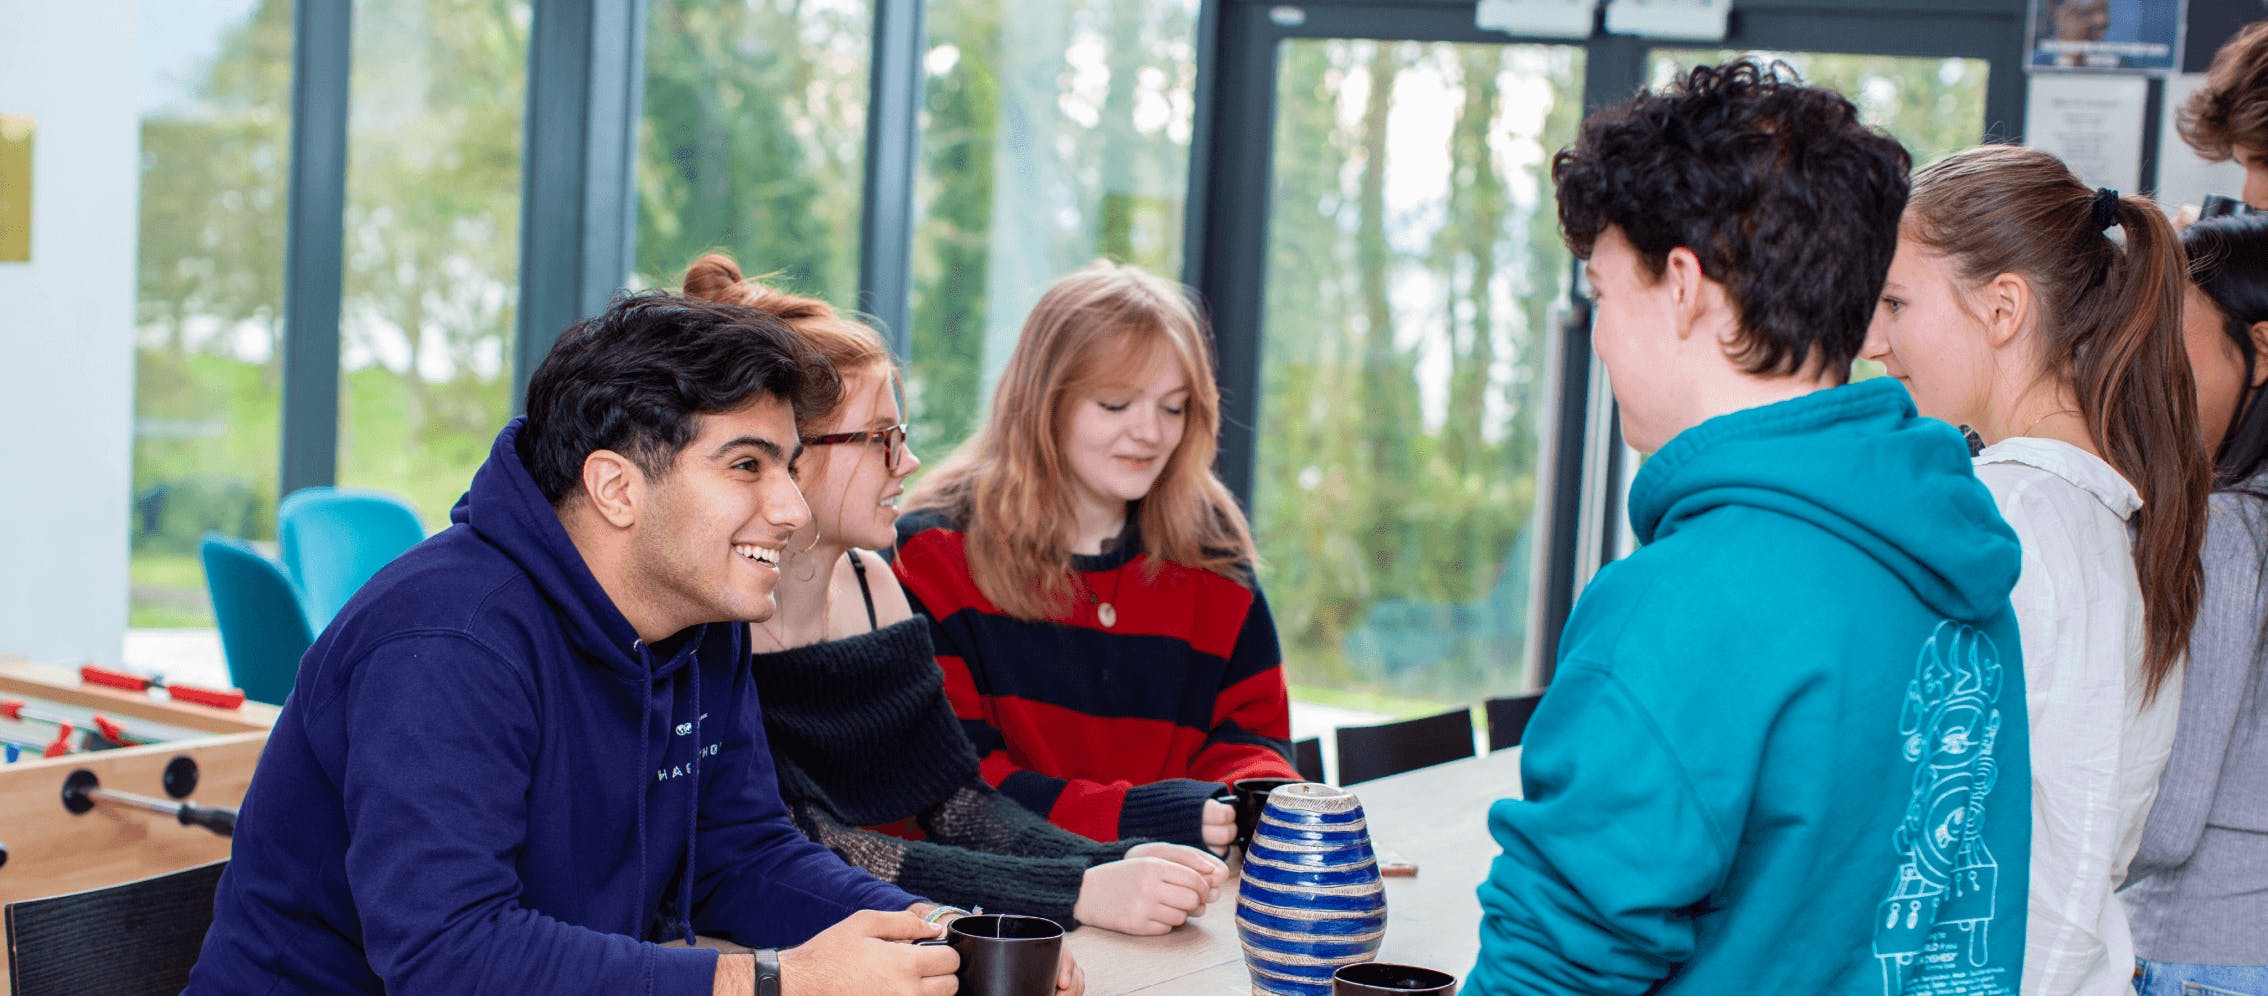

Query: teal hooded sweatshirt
left=1470, top=378, right=2031, bottom=995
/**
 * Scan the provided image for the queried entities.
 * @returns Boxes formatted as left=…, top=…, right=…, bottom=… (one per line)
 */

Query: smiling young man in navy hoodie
left=1468, top=61, right=2032, bottom=994
left=188, top=294, right=964, bottom=995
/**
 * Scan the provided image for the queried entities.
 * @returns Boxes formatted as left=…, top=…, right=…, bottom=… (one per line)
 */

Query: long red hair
left=908, top=261, right=1257, bottom=620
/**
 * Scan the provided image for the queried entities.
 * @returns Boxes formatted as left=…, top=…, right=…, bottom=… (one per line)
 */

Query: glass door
left=1253, top=37, right=1585, bottom=715
left=1188, top=0, right=2030, bottom=723
left=1190, top=4, right=1598, bottom=724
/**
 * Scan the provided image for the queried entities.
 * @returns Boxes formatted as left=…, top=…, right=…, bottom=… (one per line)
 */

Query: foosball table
left=0, top=653, right=277, bottom=991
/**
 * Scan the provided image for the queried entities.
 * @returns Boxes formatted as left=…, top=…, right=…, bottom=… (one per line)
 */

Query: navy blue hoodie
left=189, top=419, right=919, bottom=995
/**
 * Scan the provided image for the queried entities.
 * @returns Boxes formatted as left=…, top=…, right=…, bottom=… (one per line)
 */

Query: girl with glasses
left=891, top=261, right=1300, bottom=854
left=681, top=255, right=1225, bottom=946
left=1858, top=146, right=2212, bottom=994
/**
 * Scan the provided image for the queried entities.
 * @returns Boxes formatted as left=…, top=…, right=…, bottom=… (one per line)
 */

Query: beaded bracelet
left=921, top=904, right=981, bottom=925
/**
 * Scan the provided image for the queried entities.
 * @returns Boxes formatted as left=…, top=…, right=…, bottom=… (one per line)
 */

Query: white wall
left=0, top=1, right=139, bottom=665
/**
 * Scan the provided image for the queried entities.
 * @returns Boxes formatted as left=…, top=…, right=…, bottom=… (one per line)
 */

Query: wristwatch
left=753, top=947, right=782, bottom=996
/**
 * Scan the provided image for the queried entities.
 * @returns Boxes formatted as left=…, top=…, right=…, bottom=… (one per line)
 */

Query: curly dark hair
left=1552, top=58, right=1912, bottom=379
left=518, top=291, right=843, bottom=505
left=2179, top=21, right=2268, bottom=160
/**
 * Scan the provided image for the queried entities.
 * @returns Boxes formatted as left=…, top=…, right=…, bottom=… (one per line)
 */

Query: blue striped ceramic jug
left=1235, top=782, right=1386, bottom=995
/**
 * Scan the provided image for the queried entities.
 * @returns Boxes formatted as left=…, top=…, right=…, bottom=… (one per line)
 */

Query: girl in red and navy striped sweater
left=892, top=261, right=1298, bottom=852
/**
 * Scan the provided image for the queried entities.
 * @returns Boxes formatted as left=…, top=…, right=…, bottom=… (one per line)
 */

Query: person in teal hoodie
left=187, top=295, right=973, bottom=995
left=1469, top=60, right=2032, bottom=995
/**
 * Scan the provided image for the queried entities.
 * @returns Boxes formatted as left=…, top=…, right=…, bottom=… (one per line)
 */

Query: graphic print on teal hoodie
left=1469, top=378, right=2031, bottom=995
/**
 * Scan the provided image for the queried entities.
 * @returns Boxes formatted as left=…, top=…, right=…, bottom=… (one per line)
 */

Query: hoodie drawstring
left=679, top=664, right=701, bottom=945
left=633, top=641, right=650, bottom=942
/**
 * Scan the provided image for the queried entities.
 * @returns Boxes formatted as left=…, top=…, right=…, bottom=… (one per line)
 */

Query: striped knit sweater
left=749, top=619, right=1136, bottom=925
left=889, top=506, right=1298, bottom=846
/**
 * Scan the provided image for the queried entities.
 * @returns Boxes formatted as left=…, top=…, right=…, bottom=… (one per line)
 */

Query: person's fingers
left=858, top=908, right=944, bottom=941
left=1149, top=879, right=1203, bottom=915
left=1201, top=799, right=1235, bottom=824
left=919, top=977, right=960, bottom=996
left=1150, top=844, right=1227, bottom=879
left=1201, top=822, right=1235, bottom=847
left=911, top=942, right=962, bottom=977
left=1153, top=860, right=1209, bottom=896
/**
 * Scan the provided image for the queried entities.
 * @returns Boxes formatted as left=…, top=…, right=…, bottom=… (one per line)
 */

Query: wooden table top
left=1067, top=748, right=1523, bottom=994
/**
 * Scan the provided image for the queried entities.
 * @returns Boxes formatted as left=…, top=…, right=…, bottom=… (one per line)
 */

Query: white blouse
left=1974, top=438, right=2182, bottom=996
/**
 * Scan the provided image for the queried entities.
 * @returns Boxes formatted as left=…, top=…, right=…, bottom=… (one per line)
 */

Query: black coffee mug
left=1333, top=961, right=1459, bottom=995
left=919, top=913, right=1062, bottom=996
left=1223, top=777, right=1302, bottom=845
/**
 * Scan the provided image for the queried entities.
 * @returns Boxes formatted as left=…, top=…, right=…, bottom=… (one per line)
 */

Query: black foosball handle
left=177, top=802, right=236, bottom=837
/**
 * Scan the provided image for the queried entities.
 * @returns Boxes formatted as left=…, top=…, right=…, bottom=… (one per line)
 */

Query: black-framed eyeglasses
left=803, top=423, right=908, bottom=472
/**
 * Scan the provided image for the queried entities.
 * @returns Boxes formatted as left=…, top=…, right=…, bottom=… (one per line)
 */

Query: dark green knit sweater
left=749, top=619, right=1134, bottom=925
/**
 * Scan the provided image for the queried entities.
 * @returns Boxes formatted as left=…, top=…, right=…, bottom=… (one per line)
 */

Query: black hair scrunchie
left=2091, top=187, right=2121, bottom=232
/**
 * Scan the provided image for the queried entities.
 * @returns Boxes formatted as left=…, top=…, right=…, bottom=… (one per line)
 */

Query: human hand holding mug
left=915, top=913, right=1065, bottom=996
left=777, top=908, right=958, bottom=996
left=1200, top=797, right=1236, bottom=853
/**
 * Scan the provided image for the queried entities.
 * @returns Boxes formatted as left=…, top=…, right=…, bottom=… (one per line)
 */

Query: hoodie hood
left=1630, top=377, right=2019, bottom=621
left=454, top=416, right=708, bottom=683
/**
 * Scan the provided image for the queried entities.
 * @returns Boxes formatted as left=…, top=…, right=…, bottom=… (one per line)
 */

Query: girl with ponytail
left=1860, top=144, right=2211, bottom=994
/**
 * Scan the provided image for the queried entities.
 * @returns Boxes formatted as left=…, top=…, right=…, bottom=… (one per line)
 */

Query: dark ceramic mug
left=1332, top=961, right=1459, bottom=995
left=917, top=913, right=1062, bottom=996
left=1215, top=776, right=1302, bottom=845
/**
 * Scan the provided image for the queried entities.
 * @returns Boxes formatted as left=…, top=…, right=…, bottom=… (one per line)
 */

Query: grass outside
left=1288, top=682, right=1457, bottom=720
left=131, top=550, right=215, bottom=628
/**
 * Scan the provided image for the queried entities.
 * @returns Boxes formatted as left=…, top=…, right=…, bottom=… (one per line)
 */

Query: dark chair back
left=1333, top=708, right=1475, bottom=785
left=1484, top=692, right=1545, bottom=752
left=1292, top=736, right=1325, bottom=783
left=5, top=860, right=226, bottom=995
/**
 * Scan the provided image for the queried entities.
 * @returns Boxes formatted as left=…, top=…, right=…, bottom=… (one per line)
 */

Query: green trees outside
left=905, top=0, right=1199, bottom=461
left=1652, top=50, right=1993, bottom=166
left=130, top=0, right=294, bottom=625
left=128, top=3, right=1995, bottom=718
left=1253, top=42, right=1585, bottom=710
left=333, top=0, right=530, bottom=530
left=131, top=0, right=531, bottom=626
left=636, top=0, right=870, bottom=304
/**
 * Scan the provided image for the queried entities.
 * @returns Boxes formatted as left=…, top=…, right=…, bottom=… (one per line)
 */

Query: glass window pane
left=1256, top=41, right=1586, bottom=714
left=131, top=0, right=294, bottom=628
left=1649, top=50, right=1992, bottom=167
left=337, top=0, right=530, bottom=525
left=637, top=0, right=872, bottom=304
left=907, top=0, right=1202, bottom=461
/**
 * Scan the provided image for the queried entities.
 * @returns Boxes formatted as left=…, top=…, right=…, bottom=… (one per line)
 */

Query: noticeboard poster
left=2025, top=74, right=2150, bottom=192
left=2028, top=0, right=2188, bottom=73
